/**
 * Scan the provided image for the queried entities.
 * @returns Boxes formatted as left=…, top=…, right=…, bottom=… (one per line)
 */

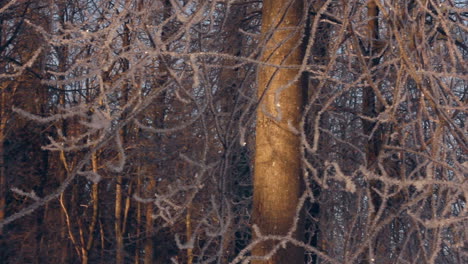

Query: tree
left=251, top=0, right=306, bottom=263
left=0, top=0, right=466, bottom=263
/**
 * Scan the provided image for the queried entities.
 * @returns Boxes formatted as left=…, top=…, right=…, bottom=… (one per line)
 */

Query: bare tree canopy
left=0, top=0, right=466, bottom=263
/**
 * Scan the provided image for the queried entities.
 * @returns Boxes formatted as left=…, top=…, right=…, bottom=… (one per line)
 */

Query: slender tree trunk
left=115, top=11, right=133, bottom=262
left=34, top=145, right=49, bottom=264
left=217, top=4, right=246, bottom=262
left=362, top=0, right=382, bottom=167
left=82, top=153, right=99, bottom=264
left=0, top=18, right=4, bottom=240
left=115, top=172, right=124, bottom=264
left=57, top=21, right=70, bottom=261
left=144, top=2, right=171, bottom=262
left=0, top=41, right=14, bottom=260
left=143, top=177, right=156, bottom=264
left=362, top=1, right=383, bottom=263
left=0, top=128, right=6, bottom=261
left=252, top=0, right=306, bottom=263
left=186, top=204, right=193, bottom=264
left=33, top=38, right=51, bottom=263
left=0, top=94, right=7, bottom=233
left=135, top=169, right=142, bottom=264
left=306, top=2, right=332, bottom=262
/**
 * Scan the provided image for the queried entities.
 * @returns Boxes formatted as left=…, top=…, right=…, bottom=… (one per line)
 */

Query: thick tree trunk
left=252, top=0, right=305, bottom=263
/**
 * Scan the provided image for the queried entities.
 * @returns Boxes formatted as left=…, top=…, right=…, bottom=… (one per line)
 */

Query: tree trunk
left=0, top=91, right=7, bottom=235
left=361, top=1, right=383, bottom=263
left=307, top=2, right=331, bottom=262
left=134, top=171, right=142, bottom=264
left=82, top=153, right=99, bottom=264
left=115, top=172, right=125, bottom=264
left=0, top=129, right=6, bottom=262
left=116, top=12, right=132, bottom=262
left=252, top=0, right=305, bottom=263
left=217, top=4, right=246, bottom=262
left=143, top=176, right=156, bottom=264
left=186, top=205, right=193, bottom=264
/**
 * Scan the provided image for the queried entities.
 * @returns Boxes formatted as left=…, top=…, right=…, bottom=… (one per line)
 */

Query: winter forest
left=0, top=0, right=466, bottom=263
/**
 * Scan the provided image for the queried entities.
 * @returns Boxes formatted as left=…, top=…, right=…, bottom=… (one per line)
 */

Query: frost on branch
left=0, top=0, right=466, bottom=263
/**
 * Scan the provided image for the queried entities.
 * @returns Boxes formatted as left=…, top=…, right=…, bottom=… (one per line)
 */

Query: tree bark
left=115, top=171, right=124, bottom=264
left=252, top=0, right=305, bottom=263
left=82, top=153, right=99, bottom=264
left=143, top=176, right=156, bottom=264
left=0, top=84, right=8, bottom=235
left=361, top=1, right=383, bottom=263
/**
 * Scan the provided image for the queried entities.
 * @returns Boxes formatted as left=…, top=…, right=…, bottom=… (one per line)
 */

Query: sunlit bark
left=252, top=0, right=305, bottom=263
left=115, top=16, right=131, bottom=263
left=186, top=204, right=193, bottom=264
left=82, top=153, right=99, bottom=264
